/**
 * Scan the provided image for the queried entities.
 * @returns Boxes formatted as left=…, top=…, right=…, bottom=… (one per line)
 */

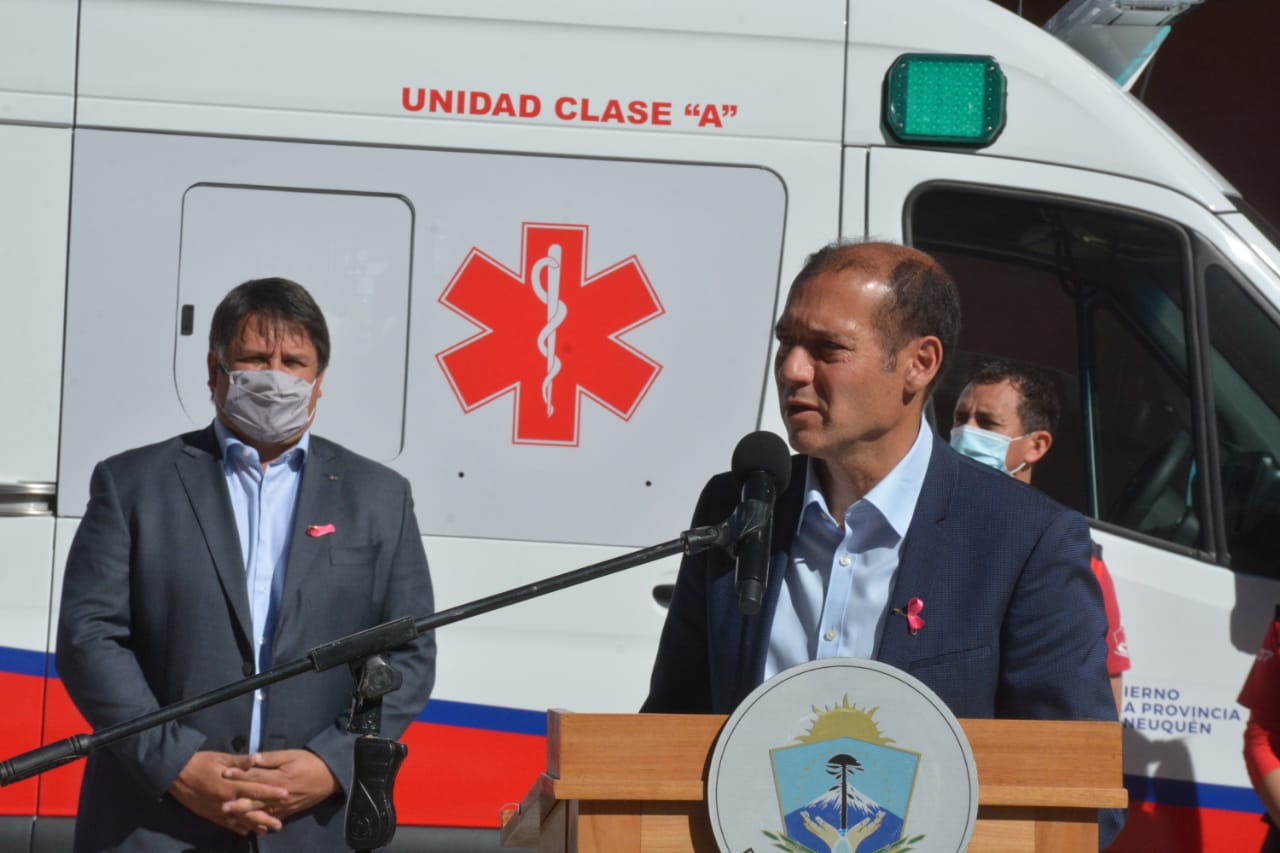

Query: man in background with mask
left=56, top=277, right=436, bottom=851
left=950, top=357, right=1129, bottom=712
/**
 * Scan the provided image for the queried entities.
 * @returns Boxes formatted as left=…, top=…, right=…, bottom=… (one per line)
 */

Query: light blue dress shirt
left=764, top=419, right=933, bottom=680
left=214, top=419, right=309, bottom=753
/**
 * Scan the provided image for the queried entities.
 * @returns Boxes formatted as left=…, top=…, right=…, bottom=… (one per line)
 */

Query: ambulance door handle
left=0, top=482, right=55, bottom=516
left=652, top=584, right=674, bottom=609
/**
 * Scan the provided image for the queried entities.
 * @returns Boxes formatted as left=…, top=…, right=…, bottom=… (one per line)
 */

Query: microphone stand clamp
left=344, top=654, right=407, bottom=852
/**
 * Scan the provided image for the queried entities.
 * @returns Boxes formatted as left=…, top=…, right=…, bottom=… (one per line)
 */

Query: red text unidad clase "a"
left=403, top=88, right=673, bottom=126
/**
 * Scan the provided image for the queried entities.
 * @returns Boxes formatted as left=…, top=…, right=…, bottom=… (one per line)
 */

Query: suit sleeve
left=996, top=509, right=1127, bottom=848
left=996, top=509, right=1115, bottom=722
left=640, top=477, right=729, bottom=714
left=55, top=461, right=208, bottom=799
left=303, top=475, right=436, bottom=790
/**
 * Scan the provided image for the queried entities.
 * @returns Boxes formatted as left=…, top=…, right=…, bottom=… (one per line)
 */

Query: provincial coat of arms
left=764, top=696, right=922, bottom=853
left=707, top=660, right=977, bottom=853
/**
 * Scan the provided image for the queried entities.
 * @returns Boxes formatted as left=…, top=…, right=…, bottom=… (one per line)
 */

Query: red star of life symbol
left=436, top=223, right=664, bottom=445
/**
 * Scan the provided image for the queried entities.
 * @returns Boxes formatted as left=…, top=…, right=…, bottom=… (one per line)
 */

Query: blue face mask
left=949, top=425, right=1029, bottom=476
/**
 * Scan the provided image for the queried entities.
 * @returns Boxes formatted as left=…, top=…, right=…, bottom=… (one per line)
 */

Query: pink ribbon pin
left=306, top=524, right=336, bottom=538
left=893, top=597, right=925, bottom=635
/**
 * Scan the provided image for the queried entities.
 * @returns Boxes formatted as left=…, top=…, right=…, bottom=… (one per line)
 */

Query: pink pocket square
left=306, top=523, right=336, bottom=538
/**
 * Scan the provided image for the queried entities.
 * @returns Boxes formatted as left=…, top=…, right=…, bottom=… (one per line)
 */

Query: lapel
left=876, top=433, right=957, bottom=669
left=275, top=436, right=343, bottom=654
left=175, top=426, right=253, bottom=645
left=738, top=454, right=807, bottom=691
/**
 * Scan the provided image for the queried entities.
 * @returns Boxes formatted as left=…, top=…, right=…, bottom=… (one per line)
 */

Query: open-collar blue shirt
left=764, top=418, right=933, bottom=679
left=213, top=418, right=310, bottom=753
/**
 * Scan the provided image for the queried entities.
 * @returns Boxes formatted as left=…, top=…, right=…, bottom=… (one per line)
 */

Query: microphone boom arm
left=0, top=526, right=724, bottom=788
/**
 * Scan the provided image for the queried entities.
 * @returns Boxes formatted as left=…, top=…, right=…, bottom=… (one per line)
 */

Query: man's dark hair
left=791, top=241, right=961, bottom=384
left=209, top=277, right=331, bottom=371
left=968, top=357, right=1061, bottom=434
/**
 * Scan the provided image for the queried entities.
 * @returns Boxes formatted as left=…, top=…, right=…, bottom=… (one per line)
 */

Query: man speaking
left=641, top=242, right=1122, bottom=846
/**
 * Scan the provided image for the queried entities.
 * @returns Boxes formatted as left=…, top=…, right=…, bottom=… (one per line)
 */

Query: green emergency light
left=884, top=53, right=1006, bottom=146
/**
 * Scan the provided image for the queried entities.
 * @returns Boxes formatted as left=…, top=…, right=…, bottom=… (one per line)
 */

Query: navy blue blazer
left=643, top=434, right=1125, bottom=844
left=642, top=433, right=1117, bottom=721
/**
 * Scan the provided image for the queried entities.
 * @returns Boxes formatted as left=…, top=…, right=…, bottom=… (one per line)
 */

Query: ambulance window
left=909, top=188, right=1205, bottom=553
left=1203, top=263, right=1280, bottom=577
left=175, top=184, right=413, bottom=462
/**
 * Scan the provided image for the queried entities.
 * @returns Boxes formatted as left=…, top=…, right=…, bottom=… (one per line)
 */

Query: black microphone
left=730, top=431, right=792, bottom=615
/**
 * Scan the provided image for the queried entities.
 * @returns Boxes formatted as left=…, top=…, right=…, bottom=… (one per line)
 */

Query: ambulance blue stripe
left=417, top=698, right=547, bottom=736
left=0, top=646, right=48, bottom=678
left=12, top=652, right=1269, bottom=794
left=36, top=649, right=550, bottom=738
left=1124, top=774, right=1264, bottom=814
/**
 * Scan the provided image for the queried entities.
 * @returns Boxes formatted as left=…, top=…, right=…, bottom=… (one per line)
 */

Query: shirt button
left=824, top=629, right=837, bottom=642
left=839, top=554, right=851, bottom=567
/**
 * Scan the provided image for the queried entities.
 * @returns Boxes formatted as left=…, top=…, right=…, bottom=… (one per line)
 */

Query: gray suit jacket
left=56, top=425, right=436, bottom=852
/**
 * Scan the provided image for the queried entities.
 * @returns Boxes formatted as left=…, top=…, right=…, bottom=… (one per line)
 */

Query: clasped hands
left=801, top=809, right=886, bottom=853
left=170, top=749, right=339, bottom=836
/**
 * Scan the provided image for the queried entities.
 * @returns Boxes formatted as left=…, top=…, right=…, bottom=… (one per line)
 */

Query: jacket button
left=232, top=735, right=248, bottom=752
left=242, top=660, right=254, bottom=677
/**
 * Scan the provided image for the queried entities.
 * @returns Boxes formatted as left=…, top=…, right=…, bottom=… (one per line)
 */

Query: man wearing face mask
left=56, top=277, right=436, bottom=852
left=950, top=358, right=1130, bottom=712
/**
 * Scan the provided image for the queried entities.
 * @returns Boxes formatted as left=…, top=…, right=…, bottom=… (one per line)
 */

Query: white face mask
left=949, top=424, right=1030, bottom=476
left=218, top=366, right=316, bottom=445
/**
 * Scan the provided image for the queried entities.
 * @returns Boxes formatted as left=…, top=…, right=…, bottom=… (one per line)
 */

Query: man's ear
left=206, top=352, right=219, bottom=393
left=1024, top=429, right=1054, bottom=466
left=903, top=336, right=943, bottom=394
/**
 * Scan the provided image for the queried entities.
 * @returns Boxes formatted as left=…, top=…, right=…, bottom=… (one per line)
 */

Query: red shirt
left=1092, top=543, right=1130, bottom=676
left=1239, top=613, right=1280, bottom=788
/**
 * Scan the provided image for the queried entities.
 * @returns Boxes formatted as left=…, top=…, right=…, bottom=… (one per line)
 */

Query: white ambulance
left=2, top=0, right=1276, bottom=850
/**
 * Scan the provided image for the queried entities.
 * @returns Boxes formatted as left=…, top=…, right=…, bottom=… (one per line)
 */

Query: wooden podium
left=500, top=711, right=1128, bottom=853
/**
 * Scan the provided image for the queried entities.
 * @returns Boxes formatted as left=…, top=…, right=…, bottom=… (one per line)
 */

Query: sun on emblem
left=764, top=695, right=925, bottom=853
